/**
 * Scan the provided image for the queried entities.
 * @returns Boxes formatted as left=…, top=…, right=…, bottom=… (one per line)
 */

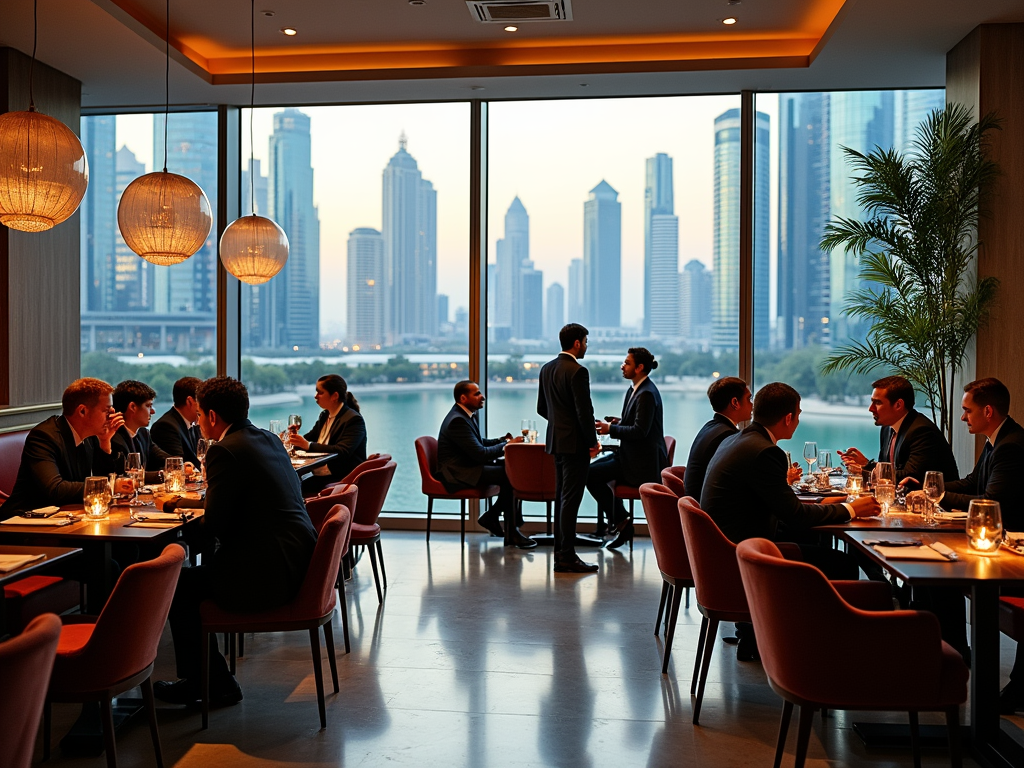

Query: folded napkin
left=126, top=521, right=180, bottom=528
left=873, top=545, right=949, bottom=561
left=0, top=553, right=46, bottom=572
left=295, top=451, right=329, bottom=458
left=134, top=512, right=184, bottom=521
left=934, top=510, right=968, bottom=521
left=1, top=516, right=73, bottom=527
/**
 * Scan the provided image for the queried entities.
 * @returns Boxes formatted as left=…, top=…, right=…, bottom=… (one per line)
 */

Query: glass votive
left=967, top=498, right=1002, bottom=554
left=84, top=476, right=111, bottom=519
left=164, top=456, right=186, bottom=493
left=845, top=474, right=863, bottom=496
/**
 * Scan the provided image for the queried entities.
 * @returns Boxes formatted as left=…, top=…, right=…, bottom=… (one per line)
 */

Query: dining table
left=289, top=450, right=338, bottom=478
left=0, top=544, right=82, bottom=638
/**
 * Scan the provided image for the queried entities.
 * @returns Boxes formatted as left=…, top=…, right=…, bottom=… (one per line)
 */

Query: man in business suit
left=2, top=378, right=123, bottom=517
left=288, top=374, right=367, bottom=496
left=684, top=377, right=752, bottom=504
left=110, top=380, right=172, bottom=484
left=538, top=323, right=601, bottom=573
left=840, top=375, right=959, bottom=485
left=156, top=376, right=317, bottom=707
left=151, top=377, right=203, bottom=467
left=586, top=347, right=668, bottom=549
left=437, top=380, right=534, bottom=549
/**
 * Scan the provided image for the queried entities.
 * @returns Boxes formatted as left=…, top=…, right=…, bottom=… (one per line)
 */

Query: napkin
left=295, top=451, right=329, bottom=458
left=0, top=516, right=74, bottom=527
left=934, top=510, right=968, bottom=521
left=126, top=521, right=179, bottom=528
left=134, top=512, right=184, bottom=521
left=873, top=545, right=949, bottom=561
left=0, top=553, right=45, bottom=572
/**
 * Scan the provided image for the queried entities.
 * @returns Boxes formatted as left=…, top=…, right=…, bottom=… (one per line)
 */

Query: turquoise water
left=247, top=384, right=880, bottom=516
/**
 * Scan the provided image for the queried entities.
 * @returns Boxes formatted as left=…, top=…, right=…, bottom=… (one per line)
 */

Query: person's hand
left=595, top=420, right=611, bottom=435
left=114, top=477, right=134, bottom=495
left=839, top=447, right=868, bottom=469
left=899, top=476, right=920, bottom=489
left=589, top=443, right=601, bottom=458
left=289, top=433, right=310, bottom=450
left=96, top=411, right=125, bottom=452
left=153, top=492, right=181, bottom=513
left=184, top=461, right=196, bottom=476
left=850, top=495, right=881, bottom=518
left=786, top=463, right=802, bottom=484
left=605, top=416, right=621, bottom=425
left=508, top=435, right=525, bottom=444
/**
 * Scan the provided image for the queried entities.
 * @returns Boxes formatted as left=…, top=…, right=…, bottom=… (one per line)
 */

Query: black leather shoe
left=477, top=513, right=504, bottom=538
left=606, top=522, right=634, bottom=550
left=1000, top=682, right=1024, bottom=714
left=188, top=678, right=244, bottom=709
left=554, top=556, right=599, bottom=573
left=154, top=679, right=200, bottom=705
left=736, top=637, right=761, bottom=662
left=510, top=529, right=538, bottom=549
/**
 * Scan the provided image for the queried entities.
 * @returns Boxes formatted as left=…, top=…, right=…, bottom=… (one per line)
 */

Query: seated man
left=2, top=378, right=122, bottom=517
left=288, top=374, right=367, bottom=496
left=151, top=376, right=203, bottom=466
left=684, top=376, right=752, bottom=504
left=111, top=379, right=171, bottom=483
left=586, top=347, right=668, bottom=548
left=437, top=380, right=535, bottom=549
left=155, top=376, right=318, bottom=706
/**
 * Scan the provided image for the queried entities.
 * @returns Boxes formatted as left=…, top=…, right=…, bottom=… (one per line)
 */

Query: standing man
left=586, top=347, right=668, bottom=550
left=151, top=376, right=203, bottom=466
left=684, top=376, right=752, bottom=504
left=538, top=323, right=600, bottom=573
left=111, top=380, right=171, bottom=482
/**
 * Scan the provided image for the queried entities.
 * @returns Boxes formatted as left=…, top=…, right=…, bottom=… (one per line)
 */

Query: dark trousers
left=554, top=452, right=590, bottom=560
left=477, top=463, right=518, bottom=527
left=167, top=565, right=232, bottom=684
left=585, top=454, right=629, bottom=527
left=301, top=473, right=334, bottom=497
left=795, top=544, right=860, bottom=580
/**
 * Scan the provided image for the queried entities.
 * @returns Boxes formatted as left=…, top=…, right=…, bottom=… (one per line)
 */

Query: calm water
left=247, top=384, right=880, bottom=516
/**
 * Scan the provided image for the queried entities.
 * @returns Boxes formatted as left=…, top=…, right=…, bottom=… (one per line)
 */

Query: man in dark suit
left=151, top=376, right=203, bottom=467
left=2, top=378, right=123, bottom=517
left=155, top=376, right=317, bottom=706
left=288, top=374, right=367, bottom=496
left=840, top=375, right=959, bottom=485
left=538, top=323, right=601, bottom=573
left=684, top=376, right=752, bottom=504
left=586, top=347, right=668, bottom=549
left=437, top=380, right=534, bottom=548
left=110, top=380, right=172, bottom=484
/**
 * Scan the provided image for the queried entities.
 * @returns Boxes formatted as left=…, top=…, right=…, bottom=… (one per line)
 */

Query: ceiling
left=0, top=0, right=1021, bottom=109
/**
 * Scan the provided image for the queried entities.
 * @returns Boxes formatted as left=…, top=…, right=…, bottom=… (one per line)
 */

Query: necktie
left=888, top=430, right=897, bottom=464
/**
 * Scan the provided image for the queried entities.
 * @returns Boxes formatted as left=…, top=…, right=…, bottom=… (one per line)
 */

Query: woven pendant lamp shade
left=0, top=110, right=89, bottom=232
left=219, top=214, right=289, bottom=285
left=117, top=170, right=212, bottom=266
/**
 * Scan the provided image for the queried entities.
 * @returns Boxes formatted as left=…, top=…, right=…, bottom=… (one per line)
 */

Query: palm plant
left=820, top=103, right=1001, bottom=442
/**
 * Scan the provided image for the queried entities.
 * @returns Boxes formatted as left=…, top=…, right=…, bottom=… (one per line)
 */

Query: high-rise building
left=346, top=227, right=385, bottom=348
left=583, top=180, right=621, bottom=328
left=567, top=258, right=585, bottom=325
left=494, top=196, right=528, bottom=334
left=680, top=260, right=712, bottom=345
left=711, top=109, right=769, bottom=351
left=518, top=263, right=544, bottom=340
left=437, top=294, right=450, bottom=327
left=545, top=282, right=565, bottom=342
left=383, top=133, right=437, bottom=343
left=113, top=146, right=151, bottom=312
left=895, top=89, right=945, bottom=154
left=80, top=116, right=116, bottom=313
left=644, top=153, right=676, bottom=336
left=240, top=158, right=269, bottom=217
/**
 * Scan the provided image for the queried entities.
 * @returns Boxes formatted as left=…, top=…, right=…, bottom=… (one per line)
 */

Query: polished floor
left=41, top=531, right=1015, bottom=767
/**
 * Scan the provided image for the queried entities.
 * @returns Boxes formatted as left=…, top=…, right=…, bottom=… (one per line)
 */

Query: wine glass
left=288, top=414, right=303, bottom=432
left=125, top=452, right=144, bottom=506
left=923, top=471, right=945, bottom=526
left=802, top=442, right=818, bottom=481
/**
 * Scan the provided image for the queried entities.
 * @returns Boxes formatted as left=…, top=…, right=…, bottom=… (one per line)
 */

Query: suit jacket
left=684, top=413, right=739, bottom=504
left=608, top=377, right=669, bottom=486
left=537, top=353, right=597, bottom=456
left=865, top=409, right=959, bottom=484
left=944, top=416, right=1024, bottom=530
left=437, top=404, right=505, bottom=490
left=150, top=407, right=201, bottom=466
left=302, top=405, right=367, bottom=481
left=1, top=416, right=117, bottom=517
left=700, top=422, right=850, bottom=543
left=203, top=419, right=317, bottom=612
left=111, top=425, right=171, bottom=483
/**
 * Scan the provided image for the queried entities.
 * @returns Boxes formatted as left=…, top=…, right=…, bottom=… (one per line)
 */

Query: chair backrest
left=504, top=443, right=557, bottom=497
left=660, top=466, right=686, bottom=497
left=639, top=483, right=692, bottom=581
left=677, top=496, right=748, bottom=615
left=292, top=504, right=351, bottom=619
left=338, top=455, right=392, bottom=486
left=665, top=435, right=676, bottom=465
left=414, top=436, right=447, bottom=495
left=0, top=613, right=61, bottom=768
left=0, top=429, right=29, bottom=499
left=350, top=460, right=396, bottom=525
left=307, top=484, right=358, bottom=534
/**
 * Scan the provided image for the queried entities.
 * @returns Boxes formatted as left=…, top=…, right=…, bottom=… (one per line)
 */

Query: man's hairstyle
left=872, top=375, right=915, bottom=410
left=628, top=347, right=658, bottom=375
left=965, top=377, right=1011, bottom=416
left=752, top=382, right=801, bottom=426
left=708, top=377, right=748, bottom=413
left=195, top=376, right=249, bottom=426
left=62, top=378, right=113, bottom=415
left=453, top=380, right=477, bottom=402
left=559, top=323, right=589, bottom=351
left=172, top=377, right=202, bottom=408
left=112, top=380, right=156, bottom=413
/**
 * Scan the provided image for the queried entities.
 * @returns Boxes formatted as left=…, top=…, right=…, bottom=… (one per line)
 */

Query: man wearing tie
left=151, top=377, right=203, bottom=466
left=110, top=380, right=172, bottom=483
left=586, top=347, right=668, bottom=549
left=538, top=323, right=601, bottom=573
left=437, top=380, right=534, bottom=548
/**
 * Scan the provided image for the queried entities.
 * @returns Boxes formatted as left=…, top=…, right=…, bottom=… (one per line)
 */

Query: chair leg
left=908, top=711, right=922, bottom=768
left=366, top=544, right=384, bottom=604
left=663, top=587, right=674, bottom=634
left=773, top=700, right=794, bottom=768
left=793, top=704, right=816, bottom=768
left=323, top=621, right=340, bottom=693
left=546, top=500, right=552, bottom=535
left=376, top=539, right=388, bottom=591
left=684, top=586, right=690, bottom=609
left=426, top=497, right=433, bottom=542
left=100, top=696, right=118, bottom=768
left=229, top=631, right=236, bottom=674
left=141, top=677, right=165, bottom=768
left=662, top=581, right=684, bottom=675
left=43, top=700, right=51, bottom=761
left=946, top=706, right=963, bottom=768
left=654, top=581, right=670, bottom=635
left=460, top=499, right=466, bottom=545
left=238, top=633, right=244, bottom=658
left=338, top=574, right=351, bottom=653
left=690, top=615, right=709, bottom=696
left=308, top=628, right=327, bottom=729
left=201, top=629, right=210, bottom=730
left=693, top=617, right=719, bottom=724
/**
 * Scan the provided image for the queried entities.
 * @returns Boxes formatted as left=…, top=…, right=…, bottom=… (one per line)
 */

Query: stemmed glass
left=287, top=415, right=302, bottom=454
left=873, top=461, right=896, bottom=517
left=125, top=452, right=145, bottom=507
left=803, top=442, right=818, bottom=481
left=196, top=438, right=211, bottom=482
left=922, top=471, right=945, bottom=526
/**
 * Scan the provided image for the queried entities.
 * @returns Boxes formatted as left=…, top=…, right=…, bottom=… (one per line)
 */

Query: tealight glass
left=967, top=498, right=1002, bottom=555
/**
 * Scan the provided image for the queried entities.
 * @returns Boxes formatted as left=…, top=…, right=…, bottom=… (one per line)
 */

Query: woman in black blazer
left=289, top=374, right=368, bottom=495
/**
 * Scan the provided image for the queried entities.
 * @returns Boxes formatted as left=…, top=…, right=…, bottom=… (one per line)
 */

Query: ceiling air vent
left=466, top=0, right=572, bottom=23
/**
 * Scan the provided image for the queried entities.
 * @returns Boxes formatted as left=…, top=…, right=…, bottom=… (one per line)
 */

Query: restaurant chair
left=0, top=613, right=61, bottom=768
left=43, top=544, right=185, bottom=768
left=736, top=538, right=967, bottom=768
left=307, top=484, right=357, bottom=654
left=660, top=466, right=686, bottom=497
left=3, top=575, right=81, bottom=635
left=415, top=436, right=499, bottom=544
left=504, top=442, right=558, bottom=535
left=0, top=428, right=29, bottom=500
left=639, top=483, right=694, bottom=674
left=201, top=504, right=351, bottom=730
left=611, top=435, right=679, bottom=533
left=317, top=454, right=392, bottom=497
left=346, top=461, right=396, bottom=604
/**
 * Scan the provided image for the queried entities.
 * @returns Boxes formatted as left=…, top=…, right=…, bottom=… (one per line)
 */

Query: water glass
left=521, top=419, right=532, bottom=439
left=967, top=499, right=1002, bottom=554
left=164, top=457, right=186, bottom=493
left=269, top=419, right=282, bottom=437
left=875, top=479, right=896, bottom=517
left=923, top=471, right=945, bottom=526
left=84, top=476, right=111, bottom=519
left=528, top=424, right=539, bottom=444
left=125, top=452, right=144, bottom=505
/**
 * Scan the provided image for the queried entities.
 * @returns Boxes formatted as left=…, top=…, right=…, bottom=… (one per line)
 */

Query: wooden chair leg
left=43, top=700, right=51, bottom=761
left=141, top=677, right=165, bottom=768
left=100, top=696, right=118, bottom=768
left=426, top=497, right=433, bottom=542
left=308, top=628, right=327, bottom=729
left=366, top=544, right=384, bottom=604
left=773, top=700, right=794, bottom=768
left=201, top=629, right=211, bottom=730
left=337, top=574, right=351, bottom=653
left=946, top=706, right=963, bottom=768
left=655, top=581, right=670, bottom=635
left=323, top=621, right=340, bottom=693
left=691, top=615, right=709, bottom=696
left=793, top=704, right=816, bottom=768
left=376, top=540, right=388, bottom=591
left=662, top=581, right=684, bottom=674
left=909, top=711, right=922, bottom=768
left=693, top=617, right=719, bottom=724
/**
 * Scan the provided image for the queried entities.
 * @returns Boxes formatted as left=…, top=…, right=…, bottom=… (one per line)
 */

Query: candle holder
left=83, top=476, right=111, bottom=519
left=967, top=498, right=1002, bottom=555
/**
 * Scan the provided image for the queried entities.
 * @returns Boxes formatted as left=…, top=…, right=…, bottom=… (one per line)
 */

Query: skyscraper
left=383, top=133, right=437, bottom=343
left=518, top=265, right=544, bottom=340
left=894, top=89, right=944, bottom=154
left=680, top=259, right=712, bottom=345
left=583, top=180, right=621, bottom=329
left=545, top=282, right=564, bottom=341
left=346, top=227, right=385, bottom=348
left=240, top=158, right=269, bottom=217
left=437, top=294, right=450, bottom=328
left=494, top=196, right=528, bottom=333
left=567, top=258, right=585, bottom=325
left=113, top=146, right=151, bottom=312
left=711, top=109, right=769, bottom=351
left=644, top=153, right=677, bottom=336
left=80, top=116, right=116, bottom=313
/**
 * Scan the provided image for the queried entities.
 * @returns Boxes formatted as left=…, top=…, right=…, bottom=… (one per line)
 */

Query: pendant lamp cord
left=163, top=0, right=169, bottom=173
left=250, top=0, right=256, bottom=216
left=28, top=0, right=37, bottom=111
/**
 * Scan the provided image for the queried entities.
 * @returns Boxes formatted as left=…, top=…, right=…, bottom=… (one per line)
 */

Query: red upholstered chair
left=317, top=454, right=393, bottom=497
left=0, top=428, right=29, bottom=501
left=347, top=461, right=396, bottom=604
left=736, top=538, right=967, bottom=768
left=611, top=435, right=678, bottom=532
left=302, top=484, right=358, bottom=655
left=0, top=613, right=61, bottom=768
left=44, top=544, right=185, bottom=768
left=504, top=442, right=557, bottom=535
left=3, top=575, right=80, bottom=635
left=639, top=483, right=694, bottom=674
left=660, top=466, right=686, bottom=497
left=201, top=505, right=352, bottom=730
left=415, top=436, right=499, bottom=544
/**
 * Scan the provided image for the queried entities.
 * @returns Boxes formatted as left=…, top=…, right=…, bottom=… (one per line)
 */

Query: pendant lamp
left=117, top=0, right=211, bottom=265
left=219, top=0, right=288, bottom=285
left=0, top=0, right=89, bottom=232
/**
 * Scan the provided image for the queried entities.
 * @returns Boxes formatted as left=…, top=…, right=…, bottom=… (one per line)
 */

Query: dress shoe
left=510, top=529, right=538, bottom=549
left=736, top=637, right=761, bottom=662
left=1000, top=681, right=1024, bottom=714
left=188, top=677, right=244, bottom=709
left=154, top=678, right=200, bottom=704
left=554, top=556, right=599, bottom=573
left=606, top=521, right=634, bottom=550
left=477, top=513, right=504, bottom=538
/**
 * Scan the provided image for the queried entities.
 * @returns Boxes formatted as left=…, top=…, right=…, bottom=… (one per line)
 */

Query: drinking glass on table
left=269, top=419, right=282, bottom=439
left=922, top=471, right=945, bottom=526
left=874, top=479, right=896, bottom=517
left=164, top=456, right=186, bottom=493
left=196, top=438, right=211, bottom=482
left=528, top=421, right=538, bottom=444
left=125, top=452, right=145, bottom=506
left=803, top=442, right=818, bottom=480
left=967, top=499, right=1003, bottom=554
left=521, top=419, right=532, bottom=440
left=818, top=451, right=832, bottom=489
left=84, top=476, right=111, bottom=519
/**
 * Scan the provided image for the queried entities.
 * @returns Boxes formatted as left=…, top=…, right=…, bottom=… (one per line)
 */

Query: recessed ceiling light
left=281, top=27, right=297, bottom=35
left=262, top=10, right=275, bottom=17
left=722, top=17, right=737, bottom=24
left=408, top=0, right=427, bottom=5
left=504, top=25, right=518, bottom=32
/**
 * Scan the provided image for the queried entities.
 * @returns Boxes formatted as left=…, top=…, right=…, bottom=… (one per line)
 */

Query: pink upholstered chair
left=346, top=461, right=396, bottom=604
left=317, top=454, right=392, bottom=497
left=611, top=436, right=678, bottom=531
left=0, top=428, right=29, bottom=501
left=660, top=466, right=686, bottom=497
left=305, top=483, right=358, bottom=654
left=504, top=442, right=558, bottom=535
left=0, top=613, right=61, bottom=768
left=737, top=538, right=967, bottom=768
left=415, top=436, right=499, bottom=543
